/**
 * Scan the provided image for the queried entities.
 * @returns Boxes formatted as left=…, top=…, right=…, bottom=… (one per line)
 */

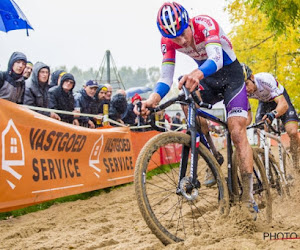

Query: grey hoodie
left=24, top=62, right=50, bottom=116
left=0, top=52, right=27, bottom=103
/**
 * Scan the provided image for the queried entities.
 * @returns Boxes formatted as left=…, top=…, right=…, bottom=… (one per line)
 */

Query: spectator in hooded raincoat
left=48, top=73, right=79, bottom=125
left=93, top=84, right=108, bottom=127
left=0, top=51, right=27, bottom=104
left=49, top=69, right=66, bottom=89
left=24, top=62, right=60, bottom=120
left=94, top=84, right=108, bottom=113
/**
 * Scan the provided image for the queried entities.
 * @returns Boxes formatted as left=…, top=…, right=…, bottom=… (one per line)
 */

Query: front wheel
left=134, top=132, right=229, bottom=245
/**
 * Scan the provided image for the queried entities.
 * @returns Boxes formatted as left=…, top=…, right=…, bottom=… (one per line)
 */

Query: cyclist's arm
left=273, top=95, right=288, bottom=117
left=198, top=18, right=223, bottom=78
left=198, top=37, right=223, bottom=78
left=179, top=21, right=223, bottom=90
left=261, top=73, right=287, bottom=118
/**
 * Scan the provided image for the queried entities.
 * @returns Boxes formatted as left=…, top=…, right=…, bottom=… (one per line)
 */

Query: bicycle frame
left=180, top=98, right=237, bottom=197
left=256, top=119, right=289, bottom=186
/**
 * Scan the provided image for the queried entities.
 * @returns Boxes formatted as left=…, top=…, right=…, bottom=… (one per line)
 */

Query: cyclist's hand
left=134, top=93, right=161, bottom=116
left=134, top=100, right=149, bottom=116
left=262, top=111, right=276, bottom=124
left=178, top=69, right=204, bottom=92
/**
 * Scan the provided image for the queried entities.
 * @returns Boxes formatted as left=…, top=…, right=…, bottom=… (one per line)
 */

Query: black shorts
left=255, top=89, right=299, bottom=124
left=199, top=59, right=249, bottom=118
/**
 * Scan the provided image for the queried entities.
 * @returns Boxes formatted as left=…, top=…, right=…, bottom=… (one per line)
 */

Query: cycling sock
left=241, top=172, right=253, bottom=203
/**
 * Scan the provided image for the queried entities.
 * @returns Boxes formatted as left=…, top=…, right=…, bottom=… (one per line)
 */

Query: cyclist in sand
left=242, top=63, right=299, bottom=171
left=137, top=2, right=257, bottom=218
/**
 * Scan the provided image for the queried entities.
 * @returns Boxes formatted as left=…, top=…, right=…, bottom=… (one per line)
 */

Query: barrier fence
left=0, top=99, right=227, bottom=212
left=0, top=100, right=172, bottom=212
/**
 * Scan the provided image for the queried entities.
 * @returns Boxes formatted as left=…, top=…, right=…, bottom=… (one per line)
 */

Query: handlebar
left=247, top=120, right=281, bottom=135
left=139, top=87, right=212, bottom=132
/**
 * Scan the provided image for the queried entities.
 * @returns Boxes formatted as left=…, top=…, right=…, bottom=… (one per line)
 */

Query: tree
left=226, top=0, right=300, bottom=113
left=242, top=0, right=299, bottom=35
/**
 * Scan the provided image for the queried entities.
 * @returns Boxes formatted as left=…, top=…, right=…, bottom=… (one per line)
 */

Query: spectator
left=94, top=84, right=108, bottom=127
left=96, top=83, right=112, bottom=115
left=94, top=85, right=108, bottom=113
left=109, top=93, right=128, bottom=125
left=116, top=88, right=126, bottom=97
left=48, top=73, right=78, bottom=125
left=104, top=83, right=113, bottom=101
left=171, top=112, right=182, bottom=131
left=123, top=93, right=142, bottom=125
left=24, top=62, right=60, bottom=119
left=23, top=61, right=33, bottom=80
left=157, top=110, right=172, bottom=130
left=0, top=51, right=27, bottom=104
left=74, top=80, right=98, bottom=128
left=49, top=69, right=66, bottom=89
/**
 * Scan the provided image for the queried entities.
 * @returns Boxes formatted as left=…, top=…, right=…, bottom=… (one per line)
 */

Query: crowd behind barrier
left=0, top=51, right=214, bottom=132
left=0, top=52, right=227, bottom=212
left=0, top=99, right=206, bottom=212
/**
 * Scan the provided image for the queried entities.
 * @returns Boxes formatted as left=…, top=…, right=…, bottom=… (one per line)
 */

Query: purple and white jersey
left=248, top=73, right=284, bottom=102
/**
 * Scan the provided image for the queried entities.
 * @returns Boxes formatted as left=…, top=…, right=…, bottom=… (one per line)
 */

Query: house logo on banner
left=89, top=134, right=104, bottom=178
left=1, top=119, right=25, bottom=190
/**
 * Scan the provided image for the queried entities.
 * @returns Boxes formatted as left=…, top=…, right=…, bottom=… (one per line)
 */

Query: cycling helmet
left=241, top=63, right=253, bottom=81
left=157, top=2, right=189, bottom=38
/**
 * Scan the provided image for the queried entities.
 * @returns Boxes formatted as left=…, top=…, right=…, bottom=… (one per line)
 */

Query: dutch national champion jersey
left=154, top=15, right=237, bottom=98
left=248, top=73, right=284, bottom=102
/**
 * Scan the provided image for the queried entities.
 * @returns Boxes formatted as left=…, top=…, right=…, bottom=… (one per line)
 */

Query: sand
left=0, top=149, right=300, bottom=250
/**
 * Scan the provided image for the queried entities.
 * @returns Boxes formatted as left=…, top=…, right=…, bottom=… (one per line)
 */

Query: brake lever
left=136, top=101, right=142, bottom=126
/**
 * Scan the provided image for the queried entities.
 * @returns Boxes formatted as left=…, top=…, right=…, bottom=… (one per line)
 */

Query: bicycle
left=134, top=87, right=272, bottom=245
left=248, top=120, right=293, bottom=197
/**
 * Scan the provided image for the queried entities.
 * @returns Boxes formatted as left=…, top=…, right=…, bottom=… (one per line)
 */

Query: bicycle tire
left=232, top=148, right=272, bottom=223
left=254, top=148, right=290, bottom=197
left=134, top=132, right=230, bottom=245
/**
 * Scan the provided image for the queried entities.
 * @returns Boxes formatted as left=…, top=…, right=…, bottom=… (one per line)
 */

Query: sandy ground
left=0, top=149, right=300, bottom=250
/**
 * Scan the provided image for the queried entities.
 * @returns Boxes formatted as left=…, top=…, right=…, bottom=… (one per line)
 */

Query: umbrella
left=126, top=86, right=152, bottom=98
left=0, top=0, right=33, bottom=36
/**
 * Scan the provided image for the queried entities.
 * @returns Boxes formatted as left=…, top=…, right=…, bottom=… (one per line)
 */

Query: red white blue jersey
left=248, top=73, right=284, bottom=102
left=155, top=15, right=236, bottom=98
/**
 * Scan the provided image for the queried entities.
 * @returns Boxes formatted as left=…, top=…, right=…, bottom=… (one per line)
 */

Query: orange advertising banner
left=0, top=99, right=153, bottom=212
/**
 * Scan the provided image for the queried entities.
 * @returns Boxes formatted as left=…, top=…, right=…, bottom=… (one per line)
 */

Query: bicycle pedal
left=215, top=152, right=224, bottom=165
left=195, top=180, right=201, bottom=189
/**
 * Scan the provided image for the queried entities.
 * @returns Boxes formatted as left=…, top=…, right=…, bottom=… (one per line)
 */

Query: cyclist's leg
left=228, top=117, right=254, bottom=195
left=222, top=61, right=257, bottom=218
left=281, top=91, right=300, bottom=171
left=285, top=122, right=299, bottom=171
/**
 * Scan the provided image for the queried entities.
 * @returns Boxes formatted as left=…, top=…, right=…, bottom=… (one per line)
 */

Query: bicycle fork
left=176, top=102, right=200, bottom=200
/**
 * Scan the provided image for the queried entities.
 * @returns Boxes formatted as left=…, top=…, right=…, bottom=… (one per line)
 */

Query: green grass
left=146, top=162, right=180, bottom=179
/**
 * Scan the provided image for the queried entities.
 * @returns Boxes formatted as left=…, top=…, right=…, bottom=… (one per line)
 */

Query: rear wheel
left=232, top=148, right=272, bottom=223
left=134, top=132, right=229, bottom=245
left=254, top=148, right=290, bottom=197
